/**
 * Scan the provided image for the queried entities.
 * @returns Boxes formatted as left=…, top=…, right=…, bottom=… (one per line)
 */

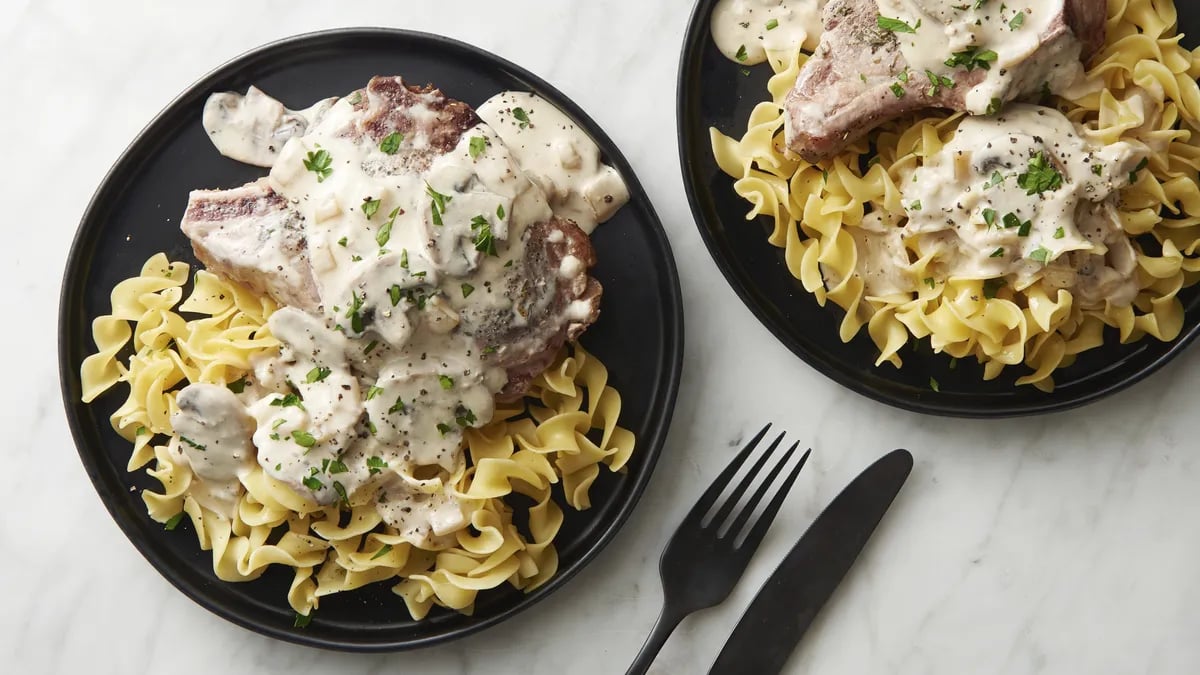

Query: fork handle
left=625, top=607, right=686, bottom=675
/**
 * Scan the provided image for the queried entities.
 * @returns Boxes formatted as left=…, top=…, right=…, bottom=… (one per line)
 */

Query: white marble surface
left=5, top=0, right=1200, bottom=673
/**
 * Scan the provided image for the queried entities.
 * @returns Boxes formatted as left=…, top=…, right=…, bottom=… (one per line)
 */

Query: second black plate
left=678, top=1, right=1200, bottom=417
left=60, top=29, right=682, bottom=651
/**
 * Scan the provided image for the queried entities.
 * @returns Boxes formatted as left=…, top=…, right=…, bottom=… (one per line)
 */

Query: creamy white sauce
left=875, top=0, right=1083, bottom=113
left=712, top=0, right=825, bottom=64
left=203, top=86, right=336, bottom=168
left=171, top=384, right=256, bottom=515
left=882, top=105, right=1146, bottom=306
left=186, top=83, right=627, bottom=545
left=478, top=92, right=629, bottom=235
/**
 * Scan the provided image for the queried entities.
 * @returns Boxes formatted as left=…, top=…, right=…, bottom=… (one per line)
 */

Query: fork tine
left=707, top=431, right=786, bottom=530
left=681, top=423, right=771, bottom=525
left=723, top=441, right=800, bottom=539
left=735, top=447, right=812, bottom=550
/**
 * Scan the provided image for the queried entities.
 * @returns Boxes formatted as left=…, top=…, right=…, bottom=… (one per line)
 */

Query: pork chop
left=784, top=0, right=1107, bottom=163
left=180, top=178, right=321, bottom=310
left=180, top=77, right=602, bottom=400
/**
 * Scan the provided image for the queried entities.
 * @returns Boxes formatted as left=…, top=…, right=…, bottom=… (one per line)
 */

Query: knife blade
left=707, top=448, right=913, bottom=675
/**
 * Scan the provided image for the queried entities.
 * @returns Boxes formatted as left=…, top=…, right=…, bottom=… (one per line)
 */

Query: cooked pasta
left=81, top=254, right=635, bottom=620
left=711, top=0, right=1200, bottom=389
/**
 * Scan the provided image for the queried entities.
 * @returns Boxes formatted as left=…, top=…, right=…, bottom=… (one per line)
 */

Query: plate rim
left=675, top=0, right=1200, bottom=418
left=59, top=26, right=684, bottom=651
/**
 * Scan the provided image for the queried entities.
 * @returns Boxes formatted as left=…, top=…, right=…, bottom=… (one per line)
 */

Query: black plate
left=59, top=29, right=682, bottom=651
left=679, top=1, right=1200, bottom=417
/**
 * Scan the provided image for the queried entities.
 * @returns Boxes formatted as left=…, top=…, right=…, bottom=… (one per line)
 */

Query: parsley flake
left=303, top=149, right=333, bottom=182
left=379, top=131, right=403, bottom=155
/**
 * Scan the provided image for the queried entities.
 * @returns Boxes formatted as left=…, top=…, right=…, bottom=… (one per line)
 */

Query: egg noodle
left=81, top=253, right=634, bottom=621
left=711, top=0, right=1200, bottom=389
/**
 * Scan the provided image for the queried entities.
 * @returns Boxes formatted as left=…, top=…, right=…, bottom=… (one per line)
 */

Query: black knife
left=707, top=449, right=914, bottom=675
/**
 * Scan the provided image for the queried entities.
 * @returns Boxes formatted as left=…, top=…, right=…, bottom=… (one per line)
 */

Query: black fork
left=625, top=424, right=811, bottom=675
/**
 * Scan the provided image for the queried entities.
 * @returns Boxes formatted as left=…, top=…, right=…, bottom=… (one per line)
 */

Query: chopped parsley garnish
left=513, top=107, right=532, bottom=128
left=345, top=291, right=365, bottom=334
left=272, top=419, right=285, bottom=430
left=179, top=436, right=206, bottom=451
left=366, top=419, right=377, bottom=435
left=388, top=397, right=406, bottom=414
left=364, top=339, right=379, bottom=355
left=379, top=131, right=403, bottom=155
left=361, top=197, right=382, bottom=220
left=909, top=200, right=922, bottom=211
left=929, top=377, right=941, bottom=392
left=436, top=422, right=454, bottom=436
left=389, top=284, right=402, bottom=307
left=735, top=44, right=749, bottom=62
left=348, top=91, right=363, bottom=105
left=1129, top=157, right=1149, bottom=184
left=333, top=481, right=350, bottom=506
left=327, top=459, right=349, bottom=474
left=1029, top=247, right=1052, bottom=264
left=497, top=203, right=506, bottom=220
left=1009, top=12, right=1025, bottom=30
left=455, top=407, right=477, bottom=427
left=438, top=375, right=454, bottom=390
left=924, top=277, right=936, bottom=290
left=366, top=386, right=384, bottom=400
left=469, top=136, right=487, bottom=159
left=305, top=366, right=331, bottom=383
left=377, top=207, right=399, bottom=247
left=337, top=236, right=348, bottom=247
left=1092, top=164, right=1104, bottom=176
left=890, top=82, right=906, bottom=98
left=765, top=18, right=779, bottom=30
left=925, top=70, right=955, bottom=97
left=982, top=208, right=997, bottom=227
left=1017, top=152, right=1064, bottom=195
left=986, top=97, right=1002, bottom=115
left=227, top=376, right=248, bottom=394
left=427, top=184, right=452, bottom=226
left=983, top=278, right=1006, bottom=299
left=302, top=475, right=323, bottom=491
left=294, top=612, right=313, bottom=628
left=400, top=249, right=409, bottom=269
left=985, top=171, right=1006, bottom=188
left=470, top=215, right=498, bottom=256
left=136, top=426, right=148, bottom=436
left=303, top=149, right=333, bottom=182
left=945, top=47, right=998, bottom=72
left=877, top=15, right=919, bottom=33
left=164, top=513, right=186, bottom=531
left=292, top=430, right=317, bottom=448
left=990, top=248, right=1005, bottom=258
left=371, top=544, right=393, bottom=560
left=1054, top=227, right=1066, bottom=239
left=461, top=283, right=475, bottom=298
left=367, top=456, right=388, bottom=475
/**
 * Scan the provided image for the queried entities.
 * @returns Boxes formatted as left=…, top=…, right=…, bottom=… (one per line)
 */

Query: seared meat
left=180, top=178, right=321, bottom=310
left=493, top=219, right=602, bottom=400
left=784, top=0, right=1107, bottom=163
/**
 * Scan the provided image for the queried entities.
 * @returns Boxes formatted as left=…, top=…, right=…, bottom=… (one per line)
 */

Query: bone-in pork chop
left=785, top=0, right=1107, bottom=163
left=180, top=77, right=602, bottom=400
